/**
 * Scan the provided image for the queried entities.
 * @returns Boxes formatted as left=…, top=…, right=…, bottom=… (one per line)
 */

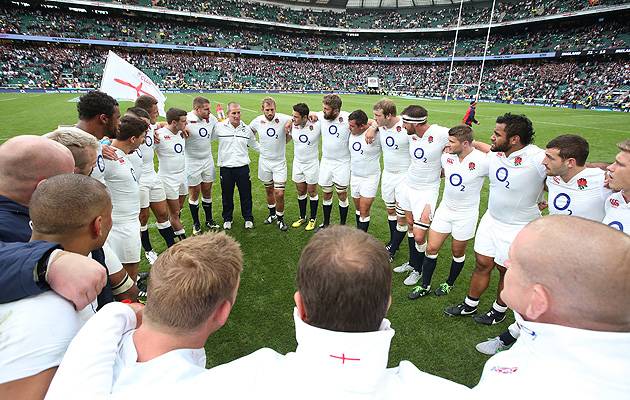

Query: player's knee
left=263, top=180, right=274, bottom=189
left=321, top=185, right=334, bottom=194
left=334, top=183, right=347, bottom=194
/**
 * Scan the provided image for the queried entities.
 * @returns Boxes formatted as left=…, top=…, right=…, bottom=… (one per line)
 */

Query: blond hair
left=617, top=139, right=630, bottom=153
left=145, top=232, right=243, bottom=332
left=373, top=98, right=396, bottom=117
left=46, top=128, right=99, bottom=172
left=261, top=97, right=276, bottom=108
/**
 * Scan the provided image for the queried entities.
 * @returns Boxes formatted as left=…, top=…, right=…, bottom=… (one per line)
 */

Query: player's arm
left=247, top=127, right=260, bottom=153
left=365, top=123, right=378, bottom=144
left=110, top=269, right=140, bottom=302
left=586, top=162, right=609, bottom=170
left=308, top=112, right=319, bottom=123
left=472, top=140, right=491, bottom=153
left=101, top=144, right=119, bottom=161
left=0, top=242, right=107, bottom=309
left=45, top=302, right=143, bottom=399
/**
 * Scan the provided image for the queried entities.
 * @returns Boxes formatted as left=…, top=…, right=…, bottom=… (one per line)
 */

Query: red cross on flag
left=100, top=51, right=167, bottom=116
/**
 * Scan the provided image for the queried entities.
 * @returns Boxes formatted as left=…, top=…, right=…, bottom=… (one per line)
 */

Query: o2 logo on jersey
left=413, top=147, right=427, bottom=163
left=298, top=134, right=310, bottom=145
left=96, top=154, right=105, bottom=173
left=552, top=193, right=572, bottom=215
left=496, top=167, right=510, bottom=188
left=352, top=141, right=363, bottom=155
left=608, top=221, right=624, bottom=232
left=266, top=128, right=277, bottom=139
left=385, top=136, right=399, bottom=150
left=199, top=128, right=208, bottom=137
left=145, top=135, right=153, bottom=147
left=328, top=125, right=339, bottom=138
left=449, top=173, right=465, bottom=191
left=174, top=143, right=183, bottom=154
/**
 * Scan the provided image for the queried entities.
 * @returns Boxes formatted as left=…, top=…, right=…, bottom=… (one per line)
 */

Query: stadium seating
left=1, top=44, right=628, bottom=108
left=1, top=7, right=628, bottom=58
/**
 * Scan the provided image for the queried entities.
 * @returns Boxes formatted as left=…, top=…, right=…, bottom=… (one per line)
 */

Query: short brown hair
left=145, top=232, right=243, bottom=332
left=30, top=174, right=110, bottom=235
left=373, top=98, right=396, bottom=117
left=448, top=124, right=474, bottom=144
left=546, top=134, right=589, bottom=166
left=261, top=97, right=276, bottom=108
left=117, top=115, right=149, bottom=141
left=46, top=128, right=99, bottom=172
left=322, top=94, right=342, bottom=111
left=134, top=95, right=158, bottom=112
left=166, top=108, right=187, bottom=124
left=297, top=225, right=391, bottom=333
left=618, top=139, right=630, bottom=153
left=193, top=96, right=210, bottom=108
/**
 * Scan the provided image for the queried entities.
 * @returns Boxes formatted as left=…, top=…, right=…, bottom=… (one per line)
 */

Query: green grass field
left=1, top=92, right=628, bottom=387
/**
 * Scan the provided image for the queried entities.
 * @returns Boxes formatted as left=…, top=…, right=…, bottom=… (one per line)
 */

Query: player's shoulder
left=581, top=167, right=606, bottom=181
left=186, top=111, right=198, bottom=123
left=337, top=111, right=350, bottom=123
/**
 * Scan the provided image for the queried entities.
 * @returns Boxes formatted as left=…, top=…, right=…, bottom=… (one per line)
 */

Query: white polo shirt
left=213, top=120, right=260, bottom=168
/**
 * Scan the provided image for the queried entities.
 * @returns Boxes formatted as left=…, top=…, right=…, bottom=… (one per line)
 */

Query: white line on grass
left=0, top=98, right=17, bottom=102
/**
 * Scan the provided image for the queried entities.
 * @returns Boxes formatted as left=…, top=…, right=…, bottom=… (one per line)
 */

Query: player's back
left=104, top=148, right=140, bottom=222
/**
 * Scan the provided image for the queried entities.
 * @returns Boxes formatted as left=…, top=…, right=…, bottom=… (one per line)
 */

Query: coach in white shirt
left=474, top=215, right=630, bottom=399
left=213, top=102, right=260, bottom=230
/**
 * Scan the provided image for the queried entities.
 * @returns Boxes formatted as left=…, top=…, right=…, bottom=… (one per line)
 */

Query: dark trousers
left=220, top=165, right=253, bottom=222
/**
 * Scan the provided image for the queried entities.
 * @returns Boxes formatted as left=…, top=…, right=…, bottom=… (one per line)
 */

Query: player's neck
left=111, top=140, right=133, bottom=155
left=622, top=190, right=629, bottom=204
left=384, top=116, right=399, bottom=129
left=415, top=124, right=430, bottom=137
left=166, top=124, right=179, bottom=135
left=133, top=320, right=208, bottom=362
left=30, top=233, right=93, bottom=256
left=76, top=120, right=103, bottom=140
left=504, top=143, right=526, bottom=157
left=560, top=166, right=585, bottom=183
left=457, top=147, right=473, bottom=162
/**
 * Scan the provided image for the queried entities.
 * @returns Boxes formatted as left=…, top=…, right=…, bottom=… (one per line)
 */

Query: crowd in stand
left=1, top=6, right=628, bottom=58
left=1, top=44, right=628, bottom=107
left=144, top=0, right=626, bottom=29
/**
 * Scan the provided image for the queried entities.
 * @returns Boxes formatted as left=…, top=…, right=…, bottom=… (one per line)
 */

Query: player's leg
left=188, top=184, right=202, bottom=235
left=150, top=198, right=175, bottom=248
left=0, top=367, right=57, bottom=400
left=260, top=159, right=276, bottom=224
left=402, top=210, right=423, bottom=286
left=220, top=167, right=236, bottom=228
left=334, top=163, right=350, bottom=225
left=435, top=209, right=475, bottom=296
left=381, top=170, right=399, bottom=250
left=357, top=196, right=375, bottom=232
left=435, top=238, right=469, bottom=296
left=200, top=181, right=217, bottom=229
left=293, top=180, right=308, bottom=227
left=166, top=198, right=184, bottom=238
left=306, top=183, right=318, bottom=231
left=350, top=175, right=361, bottom=228
left=476, top=321, right=520, bottom=355
left=409, top=227, right=449, bottom=299
left=235, top=165, right=254, bottom=227
left=317, top=160, right=334, bottom=229
left=273, top=161, right=288, bottom=231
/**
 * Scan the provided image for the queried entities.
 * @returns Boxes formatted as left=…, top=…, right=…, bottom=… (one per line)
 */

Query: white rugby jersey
left=154, top=127, right=186, bottom=179
left=379, top=119, right=410, bottom=173
left=546, top=167, right=606, bottom=221
left=104, top=148, right=140, bottom=222
left=603, top=191, right=630, bottom=234
left=405, top=124, right=450, bottom=190
left=137, top=124, right=157, bottom=184
left=487, top=144, right=546, bottom=225
left=250, top=113, right=292, bottom=161
left=317, top=111, right=351, bottom=162
left=349, top=131, right=382, bottom=178
left=185, top=111, right=217, bottom=162
left=291, top=121, right=321, bottom=164
left=128, top=148, right=143, bottom=184
left=213, top=120, right=260, bottom=168
left=441, top=149, right=489, bottom=211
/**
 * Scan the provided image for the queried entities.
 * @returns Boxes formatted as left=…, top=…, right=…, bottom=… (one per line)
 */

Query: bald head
left=0, top=135, right=75, bottom=205
left=297, top=225, right=391, bottom=333
left=505, top=215, right=630, bottom=331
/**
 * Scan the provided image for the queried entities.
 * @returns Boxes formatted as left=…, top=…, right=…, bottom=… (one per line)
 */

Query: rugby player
left=250, top=97, right=292, bottom=231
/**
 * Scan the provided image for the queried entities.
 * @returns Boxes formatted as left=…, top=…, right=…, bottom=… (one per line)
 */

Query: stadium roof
left=271, top=0, right=486, bottom=9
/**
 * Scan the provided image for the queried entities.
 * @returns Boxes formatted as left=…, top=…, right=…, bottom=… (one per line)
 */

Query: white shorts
left=139, top=176, right=166, bottom=208
left=473, top=211, right=525, bottom=267
left=258, top=158, right=287, bottom=184
left=292, top=159, right=319, bottom=185
left=318, top=158, right=350, bottom=188
left=160, top=175, right=188, bottom=200
left=381, top=170, right=406, bottom=207
left=396, top=182, right=439, bottom=223
left=431, top=203, right=479, bottom=241
left=107, top=219, right=141, bottom=264
left=101, top=242, right=123, bottom=275
left=351, top=174, right=380, bottom=198
left=187, top=158, right=215, bottom=186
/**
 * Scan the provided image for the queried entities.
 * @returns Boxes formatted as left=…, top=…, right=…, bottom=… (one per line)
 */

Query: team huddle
left=0, top=90, right=629, bottom=399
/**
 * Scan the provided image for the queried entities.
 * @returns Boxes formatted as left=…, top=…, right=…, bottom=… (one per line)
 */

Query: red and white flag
left=100, top=51, right=167, bottom=116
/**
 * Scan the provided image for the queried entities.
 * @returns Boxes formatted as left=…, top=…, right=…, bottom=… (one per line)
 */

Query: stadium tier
left=1, top=6, right=629, bottom=57
left=114, top=0, right=628, bottom=30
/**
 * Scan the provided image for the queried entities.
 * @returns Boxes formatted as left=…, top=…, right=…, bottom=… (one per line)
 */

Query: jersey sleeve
left=532, top=149, right=547, bottom=179
left=478, top=153, right=490, bottom=177
left=249, top=117, right=259, bottom=133
left=247, top=127, right=260, bottom=153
